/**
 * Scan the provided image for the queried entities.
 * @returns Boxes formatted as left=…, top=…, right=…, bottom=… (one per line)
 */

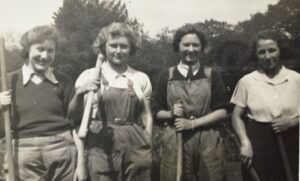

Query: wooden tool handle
left=73, top=130, right=87, bottom=181
left=176, top=132, right=183, bottom=181
left=77, top=54, right=104, bottom=138
left=0, top=37, right=16, bottom=181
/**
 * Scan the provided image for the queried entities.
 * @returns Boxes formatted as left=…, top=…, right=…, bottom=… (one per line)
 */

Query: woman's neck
left=259, top=65, right=282, bottom=78
left=180, top=60, right=200, bottom=67
left=107, top=61, right=127, bottom=74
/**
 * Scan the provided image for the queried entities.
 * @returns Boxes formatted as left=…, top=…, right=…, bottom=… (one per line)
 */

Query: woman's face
left=28, top=39, right=56, bottom=74
left=105, top=35, right=131, bottom=66
left=256, top=39, right=280, bottom=72
left=179, top=33, right=202, bottom=65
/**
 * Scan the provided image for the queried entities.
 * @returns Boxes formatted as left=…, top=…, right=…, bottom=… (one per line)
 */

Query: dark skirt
left=242, top=119, right=299, bottom=181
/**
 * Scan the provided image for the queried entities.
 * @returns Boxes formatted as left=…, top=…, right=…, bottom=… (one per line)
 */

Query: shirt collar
left=102, top=61, right=133, bottom=80
left=22, top=64, right=58, bottom=85
left=253, top=66, right=289, bottom=85
left=177, top=61, right=200, bottom=78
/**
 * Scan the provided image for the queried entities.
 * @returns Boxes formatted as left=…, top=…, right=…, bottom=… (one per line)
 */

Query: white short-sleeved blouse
left=230, top=66, right=300, bottom=122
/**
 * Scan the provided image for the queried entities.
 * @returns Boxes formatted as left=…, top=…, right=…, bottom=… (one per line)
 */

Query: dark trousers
left=242, top=120, right=299, bottom=181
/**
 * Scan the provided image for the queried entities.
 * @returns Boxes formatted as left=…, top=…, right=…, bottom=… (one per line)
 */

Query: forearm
left=142, top=100, right=153, bottom=134
left=156, top=110, right=172, bottom=120
left=145, top=115, right=153, bottom=135
left=193, top=109, right=227, bottom=128
left=232, top=108, right=250, bottom=144
left=67, top=89, right=85, bottom=121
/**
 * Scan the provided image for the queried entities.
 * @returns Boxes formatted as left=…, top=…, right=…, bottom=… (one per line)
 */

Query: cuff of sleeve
left=230, top=100, right=246, bottom=109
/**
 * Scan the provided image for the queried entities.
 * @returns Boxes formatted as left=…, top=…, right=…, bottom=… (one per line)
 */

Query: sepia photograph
left=0, top=0, right=299, bottom=180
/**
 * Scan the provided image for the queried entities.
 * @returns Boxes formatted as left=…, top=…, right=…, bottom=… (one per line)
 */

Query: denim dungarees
left=160, top=67, right=225, bottom=181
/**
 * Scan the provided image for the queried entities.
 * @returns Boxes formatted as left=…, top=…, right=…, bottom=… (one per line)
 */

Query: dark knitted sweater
left=9, top=69, right=74, bottom=138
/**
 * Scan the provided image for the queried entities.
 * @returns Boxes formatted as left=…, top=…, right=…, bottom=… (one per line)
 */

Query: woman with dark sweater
left=0, top=25, right=76, bottom=180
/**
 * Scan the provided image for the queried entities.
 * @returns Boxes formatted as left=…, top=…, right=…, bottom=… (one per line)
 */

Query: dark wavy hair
left=92, top=22, right=140, bottom=56
left=249, top=29, right=288, bottom=61
left=173, top=24, right=207, bottom=52
left=20, top=25, right=58, bottom=59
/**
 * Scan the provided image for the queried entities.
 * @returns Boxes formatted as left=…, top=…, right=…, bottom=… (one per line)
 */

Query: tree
left=53, top=0, right=129, bottom=79
left=236, top=0, right=300, bottom=71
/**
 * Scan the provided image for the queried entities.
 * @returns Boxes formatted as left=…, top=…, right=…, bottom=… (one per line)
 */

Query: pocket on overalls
left=160, top=128, right=177, bottom=165
left=89, top=148, right=122, bottom=173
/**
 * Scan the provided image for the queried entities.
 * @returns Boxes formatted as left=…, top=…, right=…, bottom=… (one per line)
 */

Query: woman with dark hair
left=0, top=25, right=76, bottom=180
left=152, top=24, right=228, bottom=181
left=70, top=22, right=153, bottom=181
left=231, top=29, right=299, bottom=181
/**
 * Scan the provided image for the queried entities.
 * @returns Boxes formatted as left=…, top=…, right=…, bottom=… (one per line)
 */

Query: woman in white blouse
left=231, top=29, right=299, bottom=181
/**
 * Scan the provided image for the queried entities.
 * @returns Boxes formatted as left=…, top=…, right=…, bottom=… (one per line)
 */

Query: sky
left=0, top=0, right=279, bottom=38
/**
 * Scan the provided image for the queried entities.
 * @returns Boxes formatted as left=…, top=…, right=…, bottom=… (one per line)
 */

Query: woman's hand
left=0, top=90, right=12, bottom=111
left=76, top=77, right=100, bottom=95
left=240, top=139, right=253, bottom=168
left=271, top=117, right=298, bottom=133
left=174, top=118, right=192, bottom=131
left=73, top=167, right=87, bottom=181
left=172, top=102, right=184, bottom=118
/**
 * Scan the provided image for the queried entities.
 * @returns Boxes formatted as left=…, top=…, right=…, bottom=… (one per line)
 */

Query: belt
left=90, top=119, right=143, bottom=134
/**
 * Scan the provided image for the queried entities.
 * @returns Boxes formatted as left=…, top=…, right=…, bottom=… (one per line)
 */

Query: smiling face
left=256, top=39, right=281, bottom=72
left=179, top=33, right=201, bottom=65
left=105, top=35, right=131, bottom=67
left=28, top=39, right=56, bottom=74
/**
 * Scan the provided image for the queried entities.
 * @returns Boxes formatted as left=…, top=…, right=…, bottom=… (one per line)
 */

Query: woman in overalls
left=152, top=24, right=228, bottom=181
left=71, top=22, right=153, bottom=181
left=231, top=29, right=299, bottom=181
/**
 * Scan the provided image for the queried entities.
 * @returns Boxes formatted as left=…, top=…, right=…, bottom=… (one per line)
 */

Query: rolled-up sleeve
left=140, top=73, right=152, bottom=100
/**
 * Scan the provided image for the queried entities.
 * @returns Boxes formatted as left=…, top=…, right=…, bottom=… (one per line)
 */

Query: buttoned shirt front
left=231, top=66, right=300, bottom=122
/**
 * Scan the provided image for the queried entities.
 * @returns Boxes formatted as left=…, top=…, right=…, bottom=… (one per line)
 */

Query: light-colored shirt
left=75, top=62, right=152, bottom=118
left=230, top=66, right=300, bottom=122
left=177, top=61, right=200, bottom=78
left=22, top=64, right=58, bottom=85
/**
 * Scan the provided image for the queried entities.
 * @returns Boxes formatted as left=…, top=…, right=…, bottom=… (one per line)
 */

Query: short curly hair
left=249, top=29, right=287, bottom=61
left=20, top=25, right=58, bottom=59
left=93, top=22, right=140, bottom=56
left=173, top=24, right=207, bottom=52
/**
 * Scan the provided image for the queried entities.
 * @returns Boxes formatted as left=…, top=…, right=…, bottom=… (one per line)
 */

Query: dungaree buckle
left=90, top=120, right=103, bottom=134
left=114, top=118, right=127, bottom=125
